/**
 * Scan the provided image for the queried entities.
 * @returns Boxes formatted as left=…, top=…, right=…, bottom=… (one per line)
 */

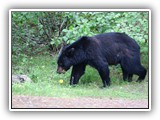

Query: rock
left=12, top=75, right=33, bottom=83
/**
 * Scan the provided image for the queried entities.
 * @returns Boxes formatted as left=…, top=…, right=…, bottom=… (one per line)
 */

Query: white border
left=9, top=9, right=150, bottom=12
left=9, top=9, right=151, bottom=111
left=148, top=9, right=151, bottom=111
left=9, top=9, right=12, bottom=112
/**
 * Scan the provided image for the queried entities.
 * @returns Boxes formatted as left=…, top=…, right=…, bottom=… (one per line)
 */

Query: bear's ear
left=66, top=47, right=75, bottom=57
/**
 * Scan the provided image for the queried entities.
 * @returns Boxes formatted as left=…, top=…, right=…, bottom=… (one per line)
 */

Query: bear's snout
left=57, top=66, right=66, bottom=74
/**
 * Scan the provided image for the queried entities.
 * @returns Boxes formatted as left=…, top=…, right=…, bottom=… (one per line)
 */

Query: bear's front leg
left=70, top=63, right=86, bottom=85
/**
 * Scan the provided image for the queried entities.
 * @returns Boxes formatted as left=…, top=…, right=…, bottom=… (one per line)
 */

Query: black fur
left=57, top=32, right=147, bottom=87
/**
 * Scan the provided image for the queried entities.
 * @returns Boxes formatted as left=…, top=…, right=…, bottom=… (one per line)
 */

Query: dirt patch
left=12, top=95, right=148, bottom=109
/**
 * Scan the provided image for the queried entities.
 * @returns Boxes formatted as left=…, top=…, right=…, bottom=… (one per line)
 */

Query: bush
left=11, top=11, right=149, bottom=65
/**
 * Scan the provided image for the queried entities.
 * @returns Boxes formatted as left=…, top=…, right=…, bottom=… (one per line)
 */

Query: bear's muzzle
left=57, top=66, right=66, bottom=74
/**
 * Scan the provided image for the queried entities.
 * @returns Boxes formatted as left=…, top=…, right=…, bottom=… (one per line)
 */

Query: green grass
left=12, top=55, right=149, bottom=100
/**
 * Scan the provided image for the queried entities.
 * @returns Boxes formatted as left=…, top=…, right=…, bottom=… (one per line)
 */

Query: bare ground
left=12, top=95, right=148, bottom=109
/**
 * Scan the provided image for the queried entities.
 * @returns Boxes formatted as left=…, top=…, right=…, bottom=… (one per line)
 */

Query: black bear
left=57, top=32, right=147, bottom=87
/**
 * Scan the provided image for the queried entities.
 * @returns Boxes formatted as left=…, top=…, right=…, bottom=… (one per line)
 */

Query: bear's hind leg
left=136, top=66, right=147, bottom=82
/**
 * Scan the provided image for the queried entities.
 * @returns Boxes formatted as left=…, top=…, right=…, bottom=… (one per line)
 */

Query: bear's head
left=57, top=45, right=75, bottom=74
left=56, top=36, right=89, bottom=74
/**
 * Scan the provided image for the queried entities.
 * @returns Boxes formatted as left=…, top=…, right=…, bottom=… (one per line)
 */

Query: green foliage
left=12, top=12, right=49, bottom=65
left=12, top=11, right=149, bottom=59
left=60, top=12, right=148, bottom=44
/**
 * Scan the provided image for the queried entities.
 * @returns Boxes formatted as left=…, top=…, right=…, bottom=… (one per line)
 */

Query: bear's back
left=93, top=32, right=140, bottom=50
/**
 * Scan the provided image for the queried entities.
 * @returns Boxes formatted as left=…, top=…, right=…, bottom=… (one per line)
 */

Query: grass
left=12, top=55, right=149, bottom=100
